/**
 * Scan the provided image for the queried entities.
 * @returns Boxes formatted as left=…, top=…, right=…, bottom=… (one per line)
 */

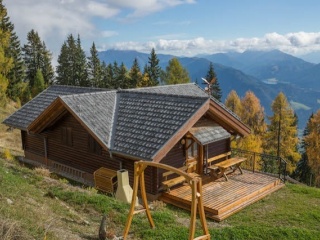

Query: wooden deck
left=159, top=170, right=284, bottom=221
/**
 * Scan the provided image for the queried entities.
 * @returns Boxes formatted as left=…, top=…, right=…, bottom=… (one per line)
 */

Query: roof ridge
left=60, top=90, right=116, bottom=99
left=117, top=90, right=209, bottom=99
left=123, top=82, right=196, bottom=92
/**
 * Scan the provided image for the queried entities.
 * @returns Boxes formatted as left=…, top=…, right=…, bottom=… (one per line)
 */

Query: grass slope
left=0, top=155, right=320, bottom=240
left=1, top=103, right=320, bottom=239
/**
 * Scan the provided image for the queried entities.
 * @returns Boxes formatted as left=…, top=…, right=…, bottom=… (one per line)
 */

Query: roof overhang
left=188, top=119, right=231, bottom=145
left=207, top=99, right=251, bottom=137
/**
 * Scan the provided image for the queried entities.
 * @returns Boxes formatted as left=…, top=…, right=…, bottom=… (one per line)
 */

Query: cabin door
left=185, top=138, right=199, bottom=173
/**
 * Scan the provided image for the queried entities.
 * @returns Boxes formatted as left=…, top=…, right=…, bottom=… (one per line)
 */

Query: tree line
left=1, top=1, right=319, bottom=187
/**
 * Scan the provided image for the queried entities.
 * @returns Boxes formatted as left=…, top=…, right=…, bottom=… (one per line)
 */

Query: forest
left=0, top=1, right=319, bottom=187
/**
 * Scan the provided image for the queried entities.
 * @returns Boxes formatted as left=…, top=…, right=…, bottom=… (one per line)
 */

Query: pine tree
left=117, top=62, right=129, bottom=89
left=294, top=114, right=313, bottom=185
left=129, top=58, right=142, bottom=88
left=75, top=35, right=89, bottom=86
left=161, top=58, right=190, bottom=85
left=304, top=110, right=320, bottom=187
left=0, top=0, right=25, bottom=100
left=205, top=62, right=222, bottom=101
left=31, top=69, right=45, bottom=97
left=22, top=29, right=54, bottom=91
left=147, top=48, right=160, bottom=86
left=56, top=34, right=88, bottom=86
left=87, top=42, right=102, bottom=87
left=264, top=92, right=300, bottom=173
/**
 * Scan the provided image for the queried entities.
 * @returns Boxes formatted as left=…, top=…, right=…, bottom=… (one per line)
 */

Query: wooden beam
left=153, top=99, right=210, bottom=163
left=28, top=98, right=67, bottom=134
left=208, top=101, right=250, bottom=137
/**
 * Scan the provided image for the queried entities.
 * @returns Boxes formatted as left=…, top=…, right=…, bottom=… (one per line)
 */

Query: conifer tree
left=31, top=69, right=45, bottom=97
left=75, top=35, right=89, bottom=86
left=304, top=110, right=320, bottom=187
left=22, top=29, right=54, bottom=90
left=264, top=92, right=300, bottom=173
left=161, top=58, right=190, bottom=85
left=205, top=62, right=222, bottom=100
left=294, top=114, right=313, bottom=185
left=117, top=62, right=129, bottom=89
left=129, top=58, right=142, bottom=88
left=0, top=0, right=25, bottom=100
left=87, top=42, right=102, bottom=87
left=56, top=34, right=88, bottom=86
left=146, top=48, right=160, bottom=86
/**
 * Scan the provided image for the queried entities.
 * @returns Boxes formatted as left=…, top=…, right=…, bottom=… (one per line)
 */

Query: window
left=186, top=139, right=198, bottom=159
left=61, top=127, right=73, bottom=146
left=88, top=134, right=102, bottom=155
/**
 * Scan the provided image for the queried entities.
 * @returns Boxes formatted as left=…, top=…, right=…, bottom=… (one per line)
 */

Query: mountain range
left=98, top=49, right=320, bottom=131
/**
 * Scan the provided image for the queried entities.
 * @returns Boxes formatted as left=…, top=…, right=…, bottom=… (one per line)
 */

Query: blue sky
left=5, top=0, right=320, bottom=61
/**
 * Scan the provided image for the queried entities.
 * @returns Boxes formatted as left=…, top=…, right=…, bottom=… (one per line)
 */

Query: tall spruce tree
left=161, top=58, right=190, bottom=85
left=205, top=62, right=222, bottom=101
left=75, top=35, right=89, bottom=86
left=56, top=34, right=88, bottom=86
left=294, top=114, right=313, bottom=185
left=0, top=0, right=25, bottom=100
left=304, top=110, right=320, bottom=187
left=22, top=29, right=54, bottom=91
left=264, top=92, right=300, bottom=173
left=87, top=42, right=102, bottom=87
left=147, top=48, right=160, bottom=86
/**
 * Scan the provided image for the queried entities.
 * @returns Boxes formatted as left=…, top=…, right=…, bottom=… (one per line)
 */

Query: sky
left=5, top=0, right=320, bottom=63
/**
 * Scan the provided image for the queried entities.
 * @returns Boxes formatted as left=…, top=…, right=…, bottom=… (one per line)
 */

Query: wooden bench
left=208, top=157, right=246, bottom=181
left=162, top=162, right=198, bottom=192
left=207, top=151, right=231, bottom=166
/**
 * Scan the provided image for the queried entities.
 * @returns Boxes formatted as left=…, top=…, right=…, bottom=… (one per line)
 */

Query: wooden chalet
left=3, top=83, right=284, bottom=221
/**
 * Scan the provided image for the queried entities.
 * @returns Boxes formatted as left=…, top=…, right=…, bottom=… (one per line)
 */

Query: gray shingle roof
left=3, top=85, right=106, bottom=130
left=3, top=83, right=245, bottom=161
left=110, top=91, right=208, bottom=160
left=189, top=118, right=231, bottom=145
left=60, top=91, right=116, bottom=147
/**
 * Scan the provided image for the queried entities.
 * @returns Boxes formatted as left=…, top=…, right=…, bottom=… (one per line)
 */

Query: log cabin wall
left=22, top=131, right=47, bottom=165
left=207, top=138, right=230, bottom=158
left=43, top=112, right=120, bottom=174
left=156, top=141, right=186, bottom=192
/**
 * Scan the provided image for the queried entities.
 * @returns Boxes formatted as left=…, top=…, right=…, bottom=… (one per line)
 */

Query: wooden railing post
left=253, top=152, right=256, bottom=173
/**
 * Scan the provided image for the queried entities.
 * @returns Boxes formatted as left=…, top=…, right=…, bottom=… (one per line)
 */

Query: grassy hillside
left=0, top=154, right=320, bottom=240
left=1, top=103, right=320, bottom=240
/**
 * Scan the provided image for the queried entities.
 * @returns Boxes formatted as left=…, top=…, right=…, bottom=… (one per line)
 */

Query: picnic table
left=208, top=157, right=246, bottom=181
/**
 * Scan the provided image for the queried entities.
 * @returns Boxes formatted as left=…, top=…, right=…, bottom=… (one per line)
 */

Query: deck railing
left=231, top=148, right=287, bottom=182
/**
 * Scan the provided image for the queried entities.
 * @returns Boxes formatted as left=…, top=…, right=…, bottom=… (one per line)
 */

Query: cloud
left=108, top=32, right=320, bottom=56
left=4, top=0, right=196, bottom=62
